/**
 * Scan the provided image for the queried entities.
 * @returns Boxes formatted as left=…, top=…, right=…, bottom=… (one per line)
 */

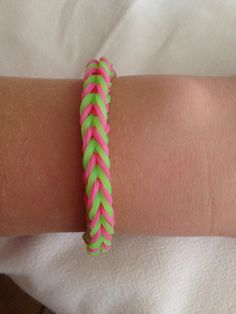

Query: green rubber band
left=80, top=57, right=115, bottom=255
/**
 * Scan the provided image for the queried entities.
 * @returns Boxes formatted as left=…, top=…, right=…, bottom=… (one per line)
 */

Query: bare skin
left=0, top=75, right=236, bottom=237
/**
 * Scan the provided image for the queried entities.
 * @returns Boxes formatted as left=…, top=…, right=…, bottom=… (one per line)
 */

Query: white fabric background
left=0, top=1, right=236, bottom=313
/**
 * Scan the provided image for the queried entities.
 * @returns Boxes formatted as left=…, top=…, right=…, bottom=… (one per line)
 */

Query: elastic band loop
left=80, top=56, right=115, bottom=256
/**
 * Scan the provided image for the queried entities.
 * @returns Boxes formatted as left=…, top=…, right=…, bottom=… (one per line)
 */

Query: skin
left=0, top=75, right=236, bottom=237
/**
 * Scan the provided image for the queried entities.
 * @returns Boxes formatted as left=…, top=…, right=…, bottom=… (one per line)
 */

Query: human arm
left=0, top=75, right=236, bottom=236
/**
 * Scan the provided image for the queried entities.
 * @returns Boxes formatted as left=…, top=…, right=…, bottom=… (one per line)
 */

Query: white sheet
left=0, top=1, right=236, bottom=313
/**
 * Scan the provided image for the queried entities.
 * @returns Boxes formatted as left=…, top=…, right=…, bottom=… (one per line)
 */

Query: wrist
left=110, top=75, right=236, bottom=236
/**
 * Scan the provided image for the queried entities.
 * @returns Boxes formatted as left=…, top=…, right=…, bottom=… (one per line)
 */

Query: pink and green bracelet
left=80, top=56, right=116, bottom=256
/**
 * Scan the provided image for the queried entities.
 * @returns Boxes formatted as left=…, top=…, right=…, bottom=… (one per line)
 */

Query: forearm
left=0, top=75, right=236, bottom=236
left=0, top=77, right=85, bottom=235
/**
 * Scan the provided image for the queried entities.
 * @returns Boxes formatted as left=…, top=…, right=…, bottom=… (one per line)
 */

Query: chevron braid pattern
left=80, top=56, right=116, bottom=256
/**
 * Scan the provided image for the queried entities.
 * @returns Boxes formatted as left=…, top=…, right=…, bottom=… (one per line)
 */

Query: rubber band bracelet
left=80, top=56, right=116, bottom=256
